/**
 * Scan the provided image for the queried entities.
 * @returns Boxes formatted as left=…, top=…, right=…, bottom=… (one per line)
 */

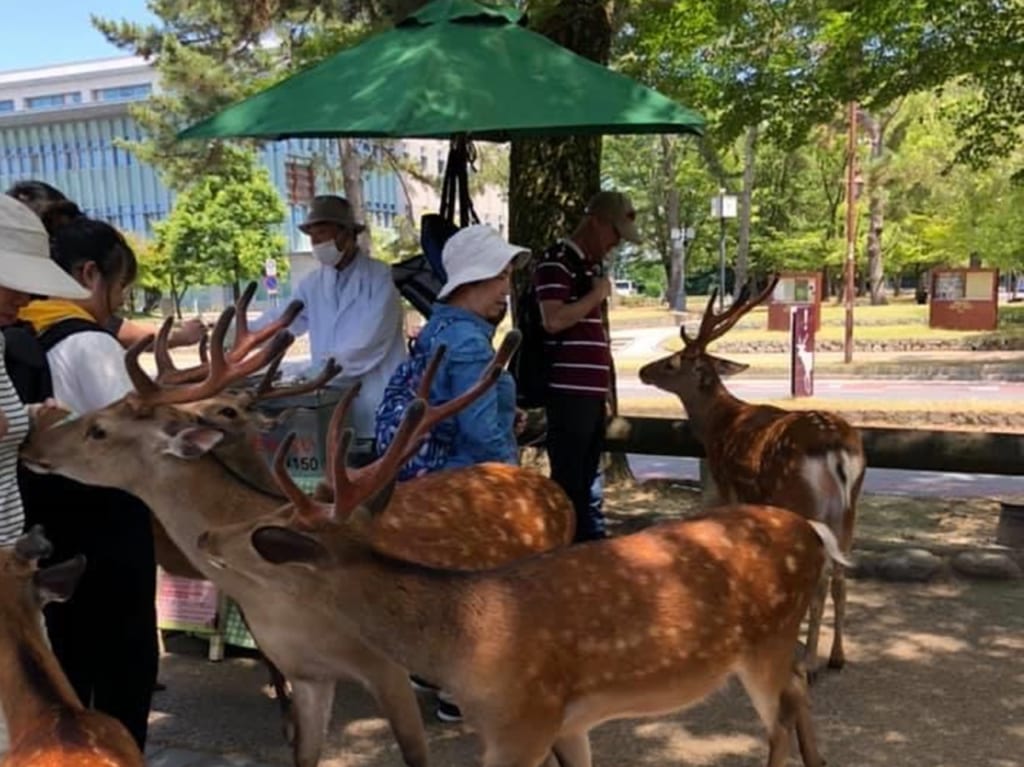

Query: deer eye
left=217, top=407, right=239, bottom=420
left=86, top=424, right=107, bottom=440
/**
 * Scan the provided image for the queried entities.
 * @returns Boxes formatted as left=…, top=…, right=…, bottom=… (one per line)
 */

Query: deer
left=638, top=276, right=866, bottom=680
left=197, top=394, right=850, bottom=767
left=20, top=300, right=574, bottom=767
left=0, top=526, right=143, bottom=767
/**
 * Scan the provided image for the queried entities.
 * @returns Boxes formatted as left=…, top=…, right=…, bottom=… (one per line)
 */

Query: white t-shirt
left=0, top=333, right=31, bottom=547
left=46, top=330, right=134, bottom=415
left=251, top=253, right=408, bottom=439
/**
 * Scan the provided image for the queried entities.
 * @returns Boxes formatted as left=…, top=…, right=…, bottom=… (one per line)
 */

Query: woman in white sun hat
left=0, top=194, right=88, bottom=546
left=0, top=192, right=89, bottom=759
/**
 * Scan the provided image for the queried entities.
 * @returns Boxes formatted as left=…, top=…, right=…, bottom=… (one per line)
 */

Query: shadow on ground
left=150, top=579, right=1023, bottom=766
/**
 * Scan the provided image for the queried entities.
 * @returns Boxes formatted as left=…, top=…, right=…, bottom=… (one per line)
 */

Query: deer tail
left=828, top=448, right=864, bottom=514
left=807, top=520, right=853, bottom=568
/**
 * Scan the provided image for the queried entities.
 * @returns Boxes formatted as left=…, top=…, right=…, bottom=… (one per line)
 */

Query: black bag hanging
left=393, top=135, right=479, bottom=318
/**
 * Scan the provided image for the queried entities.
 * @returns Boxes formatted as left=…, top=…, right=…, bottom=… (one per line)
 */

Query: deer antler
left=153, top=282, right=304, bottom=386
left=269, top=398, right=428, bottom=530
left=682, top=274, right=780, bottom=350
left=125, top=304, right=295, bottom=409
left=242, top=357, right=343, bottom=405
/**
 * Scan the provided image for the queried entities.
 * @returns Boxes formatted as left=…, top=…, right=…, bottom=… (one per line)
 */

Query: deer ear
left=162, top=426, right=225, bottom=459
left=251, top=526, right=329, bottom=566
left=33, top=555, right=86, bottom=605
left=708, top=355, right=749, bottom=378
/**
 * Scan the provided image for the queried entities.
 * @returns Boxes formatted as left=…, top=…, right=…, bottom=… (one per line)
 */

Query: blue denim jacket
left=415, top=303, right=518, bottom=470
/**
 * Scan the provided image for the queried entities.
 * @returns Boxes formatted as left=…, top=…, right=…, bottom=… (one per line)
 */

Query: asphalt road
left=617, top=375, right=1024, bottom=403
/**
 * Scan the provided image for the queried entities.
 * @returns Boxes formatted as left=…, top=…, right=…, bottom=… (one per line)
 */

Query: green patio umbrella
left=177, top=0, right=705, bottom=141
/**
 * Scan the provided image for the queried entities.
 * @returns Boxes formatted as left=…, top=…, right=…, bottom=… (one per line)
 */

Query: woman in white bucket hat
left=374, top=224, right=529, bottom=724
left=0, top=193, right=89, bottom=758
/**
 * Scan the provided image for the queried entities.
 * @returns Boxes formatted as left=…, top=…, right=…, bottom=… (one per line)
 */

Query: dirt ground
left=149, top=485, right=1023, bottom=767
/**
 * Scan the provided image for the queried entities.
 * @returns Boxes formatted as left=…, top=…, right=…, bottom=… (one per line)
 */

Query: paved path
left=629, top=454, right=1024, bottom=498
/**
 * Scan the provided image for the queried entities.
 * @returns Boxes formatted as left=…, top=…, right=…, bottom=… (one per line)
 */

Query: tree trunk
left=735, top=124, right=758, bottom=294
left=661, top=135, right=686, bottom=312
left=507, top=1, right=632, bottom=484
left=169, top=272, right=182, bottom=320
left=865, top=112, right=887, bottom=305
left=338, top=138, right=372, bottom=252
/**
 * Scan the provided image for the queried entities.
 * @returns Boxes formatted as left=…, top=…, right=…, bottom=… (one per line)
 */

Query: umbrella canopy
left=178, top=0, right=704, bottom=142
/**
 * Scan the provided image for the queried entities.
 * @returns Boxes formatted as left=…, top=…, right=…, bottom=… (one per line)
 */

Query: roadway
left=616, top=375, right=1024, bottom=404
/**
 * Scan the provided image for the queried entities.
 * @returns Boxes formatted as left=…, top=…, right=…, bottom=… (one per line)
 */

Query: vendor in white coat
left=252, top=195, right=407, bottom=452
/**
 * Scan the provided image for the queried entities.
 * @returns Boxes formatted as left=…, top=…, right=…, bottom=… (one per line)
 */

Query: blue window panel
left=24, top=92, right=82, bottom=110
left=93, top=84, right=152, bottom=103
left=0, top=100, right=13, bottom=114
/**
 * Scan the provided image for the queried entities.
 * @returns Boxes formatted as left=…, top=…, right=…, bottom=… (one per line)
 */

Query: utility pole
left=843, top=100, right=859, bottom=364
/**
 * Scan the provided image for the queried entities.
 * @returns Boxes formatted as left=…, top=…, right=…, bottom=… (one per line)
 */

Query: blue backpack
left=374, top=321, right=456, bottom=481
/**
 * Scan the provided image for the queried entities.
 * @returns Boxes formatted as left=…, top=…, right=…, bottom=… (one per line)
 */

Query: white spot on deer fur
left=785, top=555, right=798, bottom=573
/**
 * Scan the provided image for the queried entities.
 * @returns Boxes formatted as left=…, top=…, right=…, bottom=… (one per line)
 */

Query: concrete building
left=0, top=56, right=508, bottom=308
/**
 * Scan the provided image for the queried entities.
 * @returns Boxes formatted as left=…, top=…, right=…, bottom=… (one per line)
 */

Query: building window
left=24, top=92, right=82, bottom=110
left=93, top=83, right=152, bottom=103
left=437, top=153, right=446, bottom=176
left=285, top=160, right=316, bottom=205
left=0, top=100, right=13, bottom=114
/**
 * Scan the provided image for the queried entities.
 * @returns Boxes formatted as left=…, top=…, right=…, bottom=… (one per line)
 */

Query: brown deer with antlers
left=1, top=527, right=143, bottom=767
left=21, top=294, right=574, bottom=767
left=198, top=393, right=849, bottom=767
left=639, top=277, right=865, bottom=678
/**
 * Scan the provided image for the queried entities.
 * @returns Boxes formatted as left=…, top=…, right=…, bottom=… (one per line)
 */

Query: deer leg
left=263, top=656, right=295, bottom=744
left=551, top=732, right=592, bottom=767
left=786, top=672, right=826, bottom=767
left=802, top=571, right=829, bottom=683
left=350, top=656, right=429, bottom=767
left=479, top=720, right=559, bottom=767
left=289, top=679, right=336, bottom=767
left=827, top=565, right=847, bottom=671
left=738, top=638, right=825, bottom=767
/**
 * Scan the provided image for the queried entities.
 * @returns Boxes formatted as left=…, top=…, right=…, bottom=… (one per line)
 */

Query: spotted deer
left=198, top=395, right=847, bottom=767
left=639, top=277, right=865, bottom=677
left=0, top=527, right=143, bottom=767
left=21, top=305, right=573, bottom=767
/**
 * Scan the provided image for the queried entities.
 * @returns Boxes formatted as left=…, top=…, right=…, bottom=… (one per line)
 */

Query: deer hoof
left=827, top=655, right=846, bottom=672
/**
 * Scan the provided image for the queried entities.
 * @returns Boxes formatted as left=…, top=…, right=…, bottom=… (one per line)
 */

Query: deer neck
left=141, top=459, right=285, bottom=588
left=678, top=374, right=745, bottom=444
left=0, top=626, right=83, bottom=740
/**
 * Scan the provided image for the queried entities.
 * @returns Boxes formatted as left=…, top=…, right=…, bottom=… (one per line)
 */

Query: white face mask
left=312, top=241, right=343, bottom=267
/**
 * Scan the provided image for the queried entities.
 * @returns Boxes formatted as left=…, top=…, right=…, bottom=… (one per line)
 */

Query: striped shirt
left=533, top=239, right=611, bottom=398
left=0, top=333, right=30, bottom=546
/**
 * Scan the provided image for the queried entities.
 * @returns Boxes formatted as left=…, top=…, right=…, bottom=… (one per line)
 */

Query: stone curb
left=849, top=539, right=1023, bottom=583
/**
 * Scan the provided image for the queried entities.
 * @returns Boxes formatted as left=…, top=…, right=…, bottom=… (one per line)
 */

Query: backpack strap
left=2, top=323, right=54, bottom=403
left=37, top=317, right=112, bottom=353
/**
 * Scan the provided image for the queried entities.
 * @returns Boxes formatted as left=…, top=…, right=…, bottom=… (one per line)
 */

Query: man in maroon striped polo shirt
left=533, top=190, right=640, bottom=541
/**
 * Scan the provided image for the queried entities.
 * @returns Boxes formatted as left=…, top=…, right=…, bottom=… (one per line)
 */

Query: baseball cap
left=586, top=190, right=640, bottom=244
left=437, top=225, right=529, bottom=301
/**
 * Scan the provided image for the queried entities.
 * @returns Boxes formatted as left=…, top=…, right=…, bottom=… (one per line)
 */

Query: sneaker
left=409, top=674, right=439, bottom=693
left=435, top=691, right=463, bottom=723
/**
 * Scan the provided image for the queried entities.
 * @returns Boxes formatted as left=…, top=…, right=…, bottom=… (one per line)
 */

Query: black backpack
left=3, top=318, right=102, bottom=404
left=511, top=246, right=592, bottom=409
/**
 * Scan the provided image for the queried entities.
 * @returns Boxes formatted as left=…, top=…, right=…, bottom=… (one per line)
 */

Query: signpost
left=790, top=304, right=815, bottom=398
left=710, top=190, right=737, bottom=310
